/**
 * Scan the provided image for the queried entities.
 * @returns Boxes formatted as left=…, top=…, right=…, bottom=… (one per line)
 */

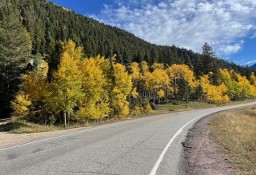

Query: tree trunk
left=67, top=112, right=70, bottom=125
left=63, top=112, right=67, bottom=128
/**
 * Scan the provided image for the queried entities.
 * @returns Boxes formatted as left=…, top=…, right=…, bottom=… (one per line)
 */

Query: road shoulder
left=0, top=127, right=87, bottom=149
left=182, top=114, right=238, bottom=175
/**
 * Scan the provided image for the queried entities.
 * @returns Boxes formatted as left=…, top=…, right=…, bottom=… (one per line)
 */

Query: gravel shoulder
left=0, top=127, right=87, bottom=149
left=183, top=114, right=238, bottom=175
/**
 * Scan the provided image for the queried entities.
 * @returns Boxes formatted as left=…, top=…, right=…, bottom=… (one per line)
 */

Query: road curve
left=1, top=102, right=255, bottom=175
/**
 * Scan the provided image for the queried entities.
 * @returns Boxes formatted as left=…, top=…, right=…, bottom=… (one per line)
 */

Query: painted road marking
left=149, top=115, right=203, bottom=175
left=146, top=117, right=172, bottom=125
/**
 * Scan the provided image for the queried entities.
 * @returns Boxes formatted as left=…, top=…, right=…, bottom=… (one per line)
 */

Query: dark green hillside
left=5, top=0, right=251, bottom=73
left=250, top=63, right=256, bottom=70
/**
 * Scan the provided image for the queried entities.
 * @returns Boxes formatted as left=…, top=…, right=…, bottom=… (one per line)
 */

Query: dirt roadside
left=0, top=127, right=87, bottom=149
left=182, top=114, right=238, bottom=175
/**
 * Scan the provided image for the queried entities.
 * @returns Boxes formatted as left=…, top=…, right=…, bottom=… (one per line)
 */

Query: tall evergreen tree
left=199, top=42, right=217, bottom=76
left=0, top=5, right=32, bottom=116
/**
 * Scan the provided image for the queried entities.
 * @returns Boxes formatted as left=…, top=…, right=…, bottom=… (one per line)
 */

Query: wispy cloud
left=95, top=0, right=256, bottom=59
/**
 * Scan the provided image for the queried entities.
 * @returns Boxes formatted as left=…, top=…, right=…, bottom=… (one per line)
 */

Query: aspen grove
left=11, top=40, right=256, bottom=125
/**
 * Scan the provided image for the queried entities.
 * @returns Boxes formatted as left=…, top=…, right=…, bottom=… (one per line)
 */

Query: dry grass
left=2, top=99, right=255, bottom=134
left=157, top=101, right=216, bottom=112
left=157, top=99, right=255, bottom=114
left=0, top=121, right=62, bottom=133
left=210, top=106, right=256, bottom=175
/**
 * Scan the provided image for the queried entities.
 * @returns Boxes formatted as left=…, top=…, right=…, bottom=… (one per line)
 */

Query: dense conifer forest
left=0, top=0, right=255, bottom=124
left=250, top=63, right=256, bottom=70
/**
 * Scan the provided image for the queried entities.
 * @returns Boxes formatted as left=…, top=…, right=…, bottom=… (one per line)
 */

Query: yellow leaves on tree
left=157, top=89, right=165, bottom=98
left=111, top=63, right=132, bottom=118
left=61, top=39, right=83, bottom=61
left=48, top=40, right=83, bottom=117
left=23, top=60, right=49, bottom=102
left=141, top=61, right=149, bottom=74
left=131, top=87, right=139, bottom=98
left=11, top=91, right=31, bottom=120
left=219, top=69, right=256, bottom=99
left=77, top=56, right=110, bottom=121
left=236, top=73, right=254, bottom=98
left=130, top=62, right=141, bottom=81
left=166, top=64, right=197, bottom=99
left=144, top=68, right=169, bottom=90
left=199, top=74, right=229, bottom=104
left=249, top=72, right=256, bottom=86
left=151, top=63, right=164, bottom=70
left=13, top=39, right=256, bottom=125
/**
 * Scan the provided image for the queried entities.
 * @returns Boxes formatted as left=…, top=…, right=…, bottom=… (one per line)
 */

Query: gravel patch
left=183, top=114, right=238, bottom=175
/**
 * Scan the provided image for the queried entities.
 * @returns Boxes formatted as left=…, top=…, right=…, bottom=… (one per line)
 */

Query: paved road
left=0, top=102, right=255, bottom=175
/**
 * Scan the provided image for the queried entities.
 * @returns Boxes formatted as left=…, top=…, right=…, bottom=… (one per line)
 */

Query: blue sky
left=49, top=0, right=256, bottom=66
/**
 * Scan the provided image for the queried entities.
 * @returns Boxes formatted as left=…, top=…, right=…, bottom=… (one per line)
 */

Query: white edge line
left=0, top=125, right=110, bottom=151
left=0, top=115, right=155, bottom=152
left=149, top=115, right=202, bottom=175
left=1, top=102, right=255, bottom=153
left=148, top=102, right=256, bottom=175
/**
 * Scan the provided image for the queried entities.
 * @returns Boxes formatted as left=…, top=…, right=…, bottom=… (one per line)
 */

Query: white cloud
left=95, top=0, right=256, bottom=61
left=219, top=44, right=242, bottom=55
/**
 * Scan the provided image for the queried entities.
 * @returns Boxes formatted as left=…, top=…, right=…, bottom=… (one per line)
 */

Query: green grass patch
left=209, top=107, right=256, bottom=175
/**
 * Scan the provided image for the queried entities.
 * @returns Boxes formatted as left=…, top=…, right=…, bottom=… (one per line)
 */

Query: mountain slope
left=250, top=63, right=256, bottom=70
left=5, top=0, right=253, bottom=76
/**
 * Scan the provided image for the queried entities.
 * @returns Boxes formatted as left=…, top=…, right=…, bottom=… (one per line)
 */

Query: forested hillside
left=0, top=0, right=255, bottom=119
left=4, top=0, right=252, bottom=73
left=250, top=63, right=256, bottom=70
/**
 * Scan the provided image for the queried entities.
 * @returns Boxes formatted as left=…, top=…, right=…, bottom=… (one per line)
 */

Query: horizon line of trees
left=11, top=40, right=256, bottom=126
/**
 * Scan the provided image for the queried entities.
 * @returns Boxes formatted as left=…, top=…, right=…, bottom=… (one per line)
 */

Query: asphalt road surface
left=1, top=102, right=255, bottom=175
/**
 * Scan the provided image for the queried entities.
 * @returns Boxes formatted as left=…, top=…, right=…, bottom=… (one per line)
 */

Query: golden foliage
left=14, top=40, right=256, bottom=125
left=157, top=89, right=165, bottom=98
left=219, top=68, right=256, bottom=99
left=78, top=56, right=110, bottom=121
left=130, top=62, right=141, bottom=80
left=48, top=40, right=83, bottom=114
left=23, top=60, right=49, bottom=101
left=111, top=63, right=133, bottom=118
left=11, top=91, right=31, bottom=119
left=131, top=87, right=139, bottom=98
left=166, top=64, right=197, bottom=90
left=151, top=63, right=164, bottom=70
left=200, top=74, right=229, bottom=104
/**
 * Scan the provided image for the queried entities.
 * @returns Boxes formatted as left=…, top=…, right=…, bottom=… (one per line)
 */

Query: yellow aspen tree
left=151, top=63, right=164, bottom=70
left=166, top=64, right=197, bottom=100
left=130, top=62, right=143, bottom=114
left=249, top=72, right=256, bottom=97
left=77, top=56, right=110, bottom=121
left=151, top=69, right=169, bottom=101
left=11, top=91, right=31, bottom=120
left=130, top=62, right=142, bottom=80
left=131, top=87, right=139, bottom=98
left=111, top=63, right=132, bottom=118
left=218, top=68, right=237, bottom=99
left=48, top=40, right=83, bottom=127
left=249, top=72, right=256, bottom=86
left=157, top=89, right=165, bottom=98
left=236, top=73, right=252, bottom=98
left=18, top=60, right=50, bottom=123
left=199, top=74, right=229, bottom=104
left=141, top=61, right=149, bottom=74
left=23, top=60, right=49, bottom=102
left=140, top=61, right=152, bottom=101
